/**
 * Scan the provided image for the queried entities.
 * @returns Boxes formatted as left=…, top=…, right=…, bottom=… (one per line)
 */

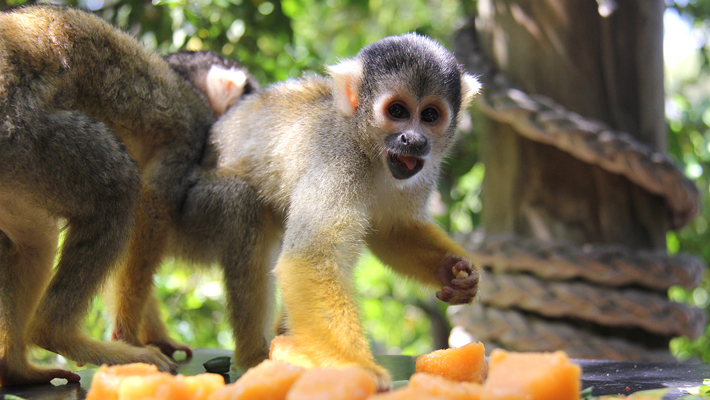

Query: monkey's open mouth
left=387, top=151, right=425, bottom=180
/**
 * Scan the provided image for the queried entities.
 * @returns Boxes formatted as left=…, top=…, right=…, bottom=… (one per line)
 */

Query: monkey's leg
left=176, top=175, right=277, bottom=369
left=0, top=192, right=80, bottom=385
left=366, top=222, right=479, bottom=305
left=22, top=111, right=175, bottom=372
left=137, top=291, right=192, bottom=359
left=110, top=186, right=171, bottom=350
left=110, top=121, right=208, bottom=356
left=221, top=214, right=277, bottom=369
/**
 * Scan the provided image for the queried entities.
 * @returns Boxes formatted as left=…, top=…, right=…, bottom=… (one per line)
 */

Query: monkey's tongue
left=399, top=154, right=419, bottom=171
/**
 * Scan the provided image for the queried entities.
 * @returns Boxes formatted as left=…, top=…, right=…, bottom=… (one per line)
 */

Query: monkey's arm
left=273, top=177, right=390, bottom=387
left=366, top=221, right=479, bottom=305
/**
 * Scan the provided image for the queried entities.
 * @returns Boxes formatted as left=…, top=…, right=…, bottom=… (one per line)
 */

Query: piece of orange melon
left=368, top=387, right=448, bottom=400
left=86, top=363, right=161, bottom=400
left=86, top=363, right=224, bottom=400
left=207, top=359, right=305, bottom=400
left=414, top=342, right=487, bottom=383
left=285, top=367, right=376, bottom=400
left=408, top=372, right=483, bottom=400
left=481, top=349, right=581, bottom=400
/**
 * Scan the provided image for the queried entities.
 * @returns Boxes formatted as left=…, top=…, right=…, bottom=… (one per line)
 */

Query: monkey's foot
left=363, top=362, right=391, bottom=392
left=269, top=335, right=392, bottom=391
left=435, top=256, right=479, bottom=305
left=31, top=328, right=178, bottom=374
left=124, top=345, right=179, bottom=373
left=146, top=339, right=193, bottom=360
left=0, top=358, right=80, bottom=386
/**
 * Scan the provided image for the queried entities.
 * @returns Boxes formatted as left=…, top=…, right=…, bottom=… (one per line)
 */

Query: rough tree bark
left=477, top=0, right=666, bottom=247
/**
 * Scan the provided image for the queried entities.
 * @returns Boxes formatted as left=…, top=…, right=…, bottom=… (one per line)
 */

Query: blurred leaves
left=665, top=0, right=710, bottom=363
left=49, top=0, right=470, bottom=83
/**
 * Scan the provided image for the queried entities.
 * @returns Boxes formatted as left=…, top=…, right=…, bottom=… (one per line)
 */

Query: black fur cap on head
left=356, top=33, right=464, bottom=118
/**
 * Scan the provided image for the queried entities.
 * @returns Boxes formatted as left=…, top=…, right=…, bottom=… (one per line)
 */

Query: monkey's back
left=0, top=5, right=212, bottom=165
left=211, top=75, right=371, bottom=214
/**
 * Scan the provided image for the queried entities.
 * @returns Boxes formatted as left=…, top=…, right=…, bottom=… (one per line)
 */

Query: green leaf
left=628, top=388, right=670, bottom=398
left=580, top=386, right=595, bottom=399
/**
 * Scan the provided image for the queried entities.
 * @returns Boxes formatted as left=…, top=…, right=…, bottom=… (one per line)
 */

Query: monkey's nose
left=397, top=131, right=429, bottom=155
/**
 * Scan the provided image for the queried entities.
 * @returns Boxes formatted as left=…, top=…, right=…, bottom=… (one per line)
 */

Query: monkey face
left=372, top=91, right=453, bottom=181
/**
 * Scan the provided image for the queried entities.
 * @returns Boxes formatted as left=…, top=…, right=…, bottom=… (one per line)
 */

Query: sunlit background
left=1, top=0, right=707, bottom=367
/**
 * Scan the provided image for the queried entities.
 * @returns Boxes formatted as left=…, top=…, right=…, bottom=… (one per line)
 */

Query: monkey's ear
left=326, top=59, right=363, bottom=117
left=460, top=73, right=481, bottom=110
left=205, top=65, right=249, bottom=116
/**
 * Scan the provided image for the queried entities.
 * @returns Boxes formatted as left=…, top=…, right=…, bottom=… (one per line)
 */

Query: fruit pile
left=86, top=339, right=656, bottom=400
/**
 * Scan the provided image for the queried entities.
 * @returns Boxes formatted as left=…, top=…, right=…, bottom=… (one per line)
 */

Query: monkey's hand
left=434, top=256, right=479, bottom=305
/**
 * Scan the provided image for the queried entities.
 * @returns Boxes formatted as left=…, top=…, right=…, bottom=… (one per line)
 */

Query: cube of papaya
left=86, top=363, right=224, bottom=400
left=408, top=372, right=483, bottom=400
left=208, top=359, right=305, bottom=400
left=368, top=387, right=448, bottom=400
left=285, top=367, right=376, bottom=400
left=481, top=350, right=581, bottom=400
left=415, top=342, right=487, bottom=383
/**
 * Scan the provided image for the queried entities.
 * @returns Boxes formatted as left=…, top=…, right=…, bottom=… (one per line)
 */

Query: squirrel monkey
left=0, top=5, right=220, bottom=385
left=125, top=35, right=478, bottom=389
left=211, top=33, right=482, bottom=387
left=105, top=50, right=259, bottom=359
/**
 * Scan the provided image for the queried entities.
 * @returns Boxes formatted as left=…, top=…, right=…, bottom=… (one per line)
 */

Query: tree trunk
left=476, top=0, right=667, bottom=249
left=449, top=0, right=705, bottom=361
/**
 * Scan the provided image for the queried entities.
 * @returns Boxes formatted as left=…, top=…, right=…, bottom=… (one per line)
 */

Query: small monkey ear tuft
left=460, top=73, right=481, bottom=110
left=326, top=59, right=363, bottom=117
left=205, top=65, right=249, bottom=116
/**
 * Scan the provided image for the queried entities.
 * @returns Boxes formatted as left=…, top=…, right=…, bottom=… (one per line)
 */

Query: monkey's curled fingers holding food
left=435, top=256, right=479, bottom=305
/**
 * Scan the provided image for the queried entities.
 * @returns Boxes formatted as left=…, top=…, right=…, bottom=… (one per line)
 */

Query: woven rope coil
left=453, top=26, right=699, bottom=229
left=457, top=231, right=705, bottom=291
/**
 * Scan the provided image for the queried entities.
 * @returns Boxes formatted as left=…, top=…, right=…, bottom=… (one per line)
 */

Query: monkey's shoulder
left=259, top=75, right=333, bottom=108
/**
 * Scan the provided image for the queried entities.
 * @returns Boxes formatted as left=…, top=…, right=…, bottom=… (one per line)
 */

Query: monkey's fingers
left=436, top=283, right=477, bottom=305
left=436, top=286, right=456, bottom=303
left=452, top=259, right=474, bottom=275
left=149, top=339, right=193, bottom=361
left=141, top=347, right=179, bottom=373
left=451, top=268, right=479, bottom=291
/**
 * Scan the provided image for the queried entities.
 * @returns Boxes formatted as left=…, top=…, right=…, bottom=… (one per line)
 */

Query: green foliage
left=49, top=0, right=470, bottom=84
left=666, top=0, right=710, bottom=363
left=356, top=253, right=438, bottom=356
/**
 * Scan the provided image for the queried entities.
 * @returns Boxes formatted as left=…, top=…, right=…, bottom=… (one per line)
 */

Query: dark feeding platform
left=1, top=349, right=708, bottom=399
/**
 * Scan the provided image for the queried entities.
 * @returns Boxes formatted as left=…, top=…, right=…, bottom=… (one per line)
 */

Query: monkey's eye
left=388, top=104, right=410, bottom=119
left=421, top=108, right=440, bottom=123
